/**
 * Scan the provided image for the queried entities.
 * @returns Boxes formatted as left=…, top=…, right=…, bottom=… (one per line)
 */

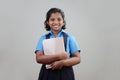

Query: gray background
left=0, top=0, right=120, bottom=80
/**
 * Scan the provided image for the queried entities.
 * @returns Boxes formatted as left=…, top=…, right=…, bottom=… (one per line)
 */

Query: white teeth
left=53, top=25, right=58, bottom=27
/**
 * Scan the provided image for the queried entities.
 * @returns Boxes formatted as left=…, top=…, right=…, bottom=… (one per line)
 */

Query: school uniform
left=35, top=30, right=80, bottom=80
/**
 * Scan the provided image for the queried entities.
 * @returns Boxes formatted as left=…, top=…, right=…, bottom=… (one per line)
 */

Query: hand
left=51, top=60, right=64, bottom=70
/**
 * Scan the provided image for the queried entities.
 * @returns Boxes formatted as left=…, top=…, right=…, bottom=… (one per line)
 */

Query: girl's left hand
left=51, top=60, right=64, bottom=70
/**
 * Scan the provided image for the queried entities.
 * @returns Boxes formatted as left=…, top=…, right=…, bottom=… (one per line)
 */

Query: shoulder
left=38, top=33, right=49, bottom=40
left=64, top=32, right=76, bottom=40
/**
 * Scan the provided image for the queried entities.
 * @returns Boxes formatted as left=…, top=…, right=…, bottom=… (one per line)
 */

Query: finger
left=51, top=65, right=56, bottom=70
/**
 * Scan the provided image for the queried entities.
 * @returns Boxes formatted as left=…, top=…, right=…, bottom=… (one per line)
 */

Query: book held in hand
left=43, top=37, right=65, bottom=55
left=43, top=37, right=65, bottom=69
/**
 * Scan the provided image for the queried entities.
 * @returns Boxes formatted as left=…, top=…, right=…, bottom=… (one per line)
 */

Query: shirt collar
left=47, top=29, right=65, bottom=35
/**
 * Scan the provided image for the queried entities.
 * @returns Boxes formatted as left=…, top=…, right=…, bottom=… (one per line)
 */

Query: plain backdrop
left=0, top=0, right=120, bottom=80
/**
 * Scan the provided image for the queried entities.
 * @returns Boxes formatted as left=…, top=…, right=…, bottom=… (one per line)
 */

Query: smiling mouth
left=54, top=25, right=58, bottom=27
left=52, top=24, right=59, bottom=27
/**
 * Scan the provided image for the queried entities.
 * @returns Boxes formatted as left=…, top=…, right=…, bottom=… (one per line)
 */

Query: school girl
left=35, top=8, right=81, bottom=80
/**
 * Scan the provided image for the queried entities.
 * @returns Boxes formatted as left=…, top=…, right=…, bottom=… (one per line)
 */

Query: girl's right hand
left=51, top=60, right=64, bottom=70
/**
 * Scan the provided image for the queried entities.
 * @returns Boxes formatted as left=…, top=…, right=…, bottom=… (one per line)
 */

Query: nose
left=54, top=20, right=59, bottom=24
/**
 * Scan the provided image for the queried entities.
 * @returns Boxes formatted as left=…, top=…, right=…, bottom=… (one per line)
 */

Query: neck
left=52, top=29, right=61, bottom=37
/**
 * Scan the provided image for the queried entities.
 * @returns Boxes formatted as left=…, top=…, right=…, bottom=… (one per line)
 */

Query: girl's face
left=47, top=12, right=64, bottom=32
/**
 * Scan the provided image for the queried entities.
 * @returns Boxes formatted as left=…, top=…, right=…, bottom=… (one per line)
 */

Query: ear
left=63, top=21, right=65, bottom=26
left=47, top=21, right=49, bottom=25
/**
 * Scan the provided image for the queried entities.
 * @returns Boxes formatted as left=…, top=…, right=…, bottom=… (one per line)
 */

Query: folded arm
left=51, top=51, right=80, bottom=70
left=35, top=50, right=68, bottom=64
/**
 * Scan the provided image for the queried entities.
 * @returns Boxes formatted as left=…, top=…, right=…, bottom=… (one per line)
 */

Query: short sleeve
left=69, top=36, right=80, bottom=55
left=35, top=35, right=45, bottom=53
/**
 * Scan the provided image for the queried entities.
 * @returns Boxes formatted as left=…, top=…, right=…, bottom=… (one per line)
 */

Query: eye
left=58, top=18, right=62, bottom=21
left=50, top=18, right=55, bottom=21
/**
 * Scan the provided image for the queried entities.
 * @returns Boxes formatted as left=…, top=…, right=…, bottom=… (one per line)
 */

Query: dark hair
left=44, top=8, right=66, bottom=31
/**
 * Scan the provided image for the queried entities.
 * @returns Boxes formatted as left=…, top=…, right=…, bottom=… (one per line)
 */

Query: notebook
left=43, top=37, right=65, bottom=69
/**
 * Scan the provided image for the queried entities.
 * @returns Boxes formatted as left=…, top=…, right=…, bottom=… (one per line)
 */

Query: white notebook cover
left=43, top=37, right=65, bottom=69
left=43, top=37, right=65, bottom=55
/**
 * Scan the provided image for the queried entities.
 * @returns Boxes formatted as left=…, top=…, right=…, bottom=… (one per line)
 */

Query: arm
left=51, top=51, right=80, bottom=70
left=36, top=50, right=68, bottom=64
left=62, top=51, right=80, bottom=66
